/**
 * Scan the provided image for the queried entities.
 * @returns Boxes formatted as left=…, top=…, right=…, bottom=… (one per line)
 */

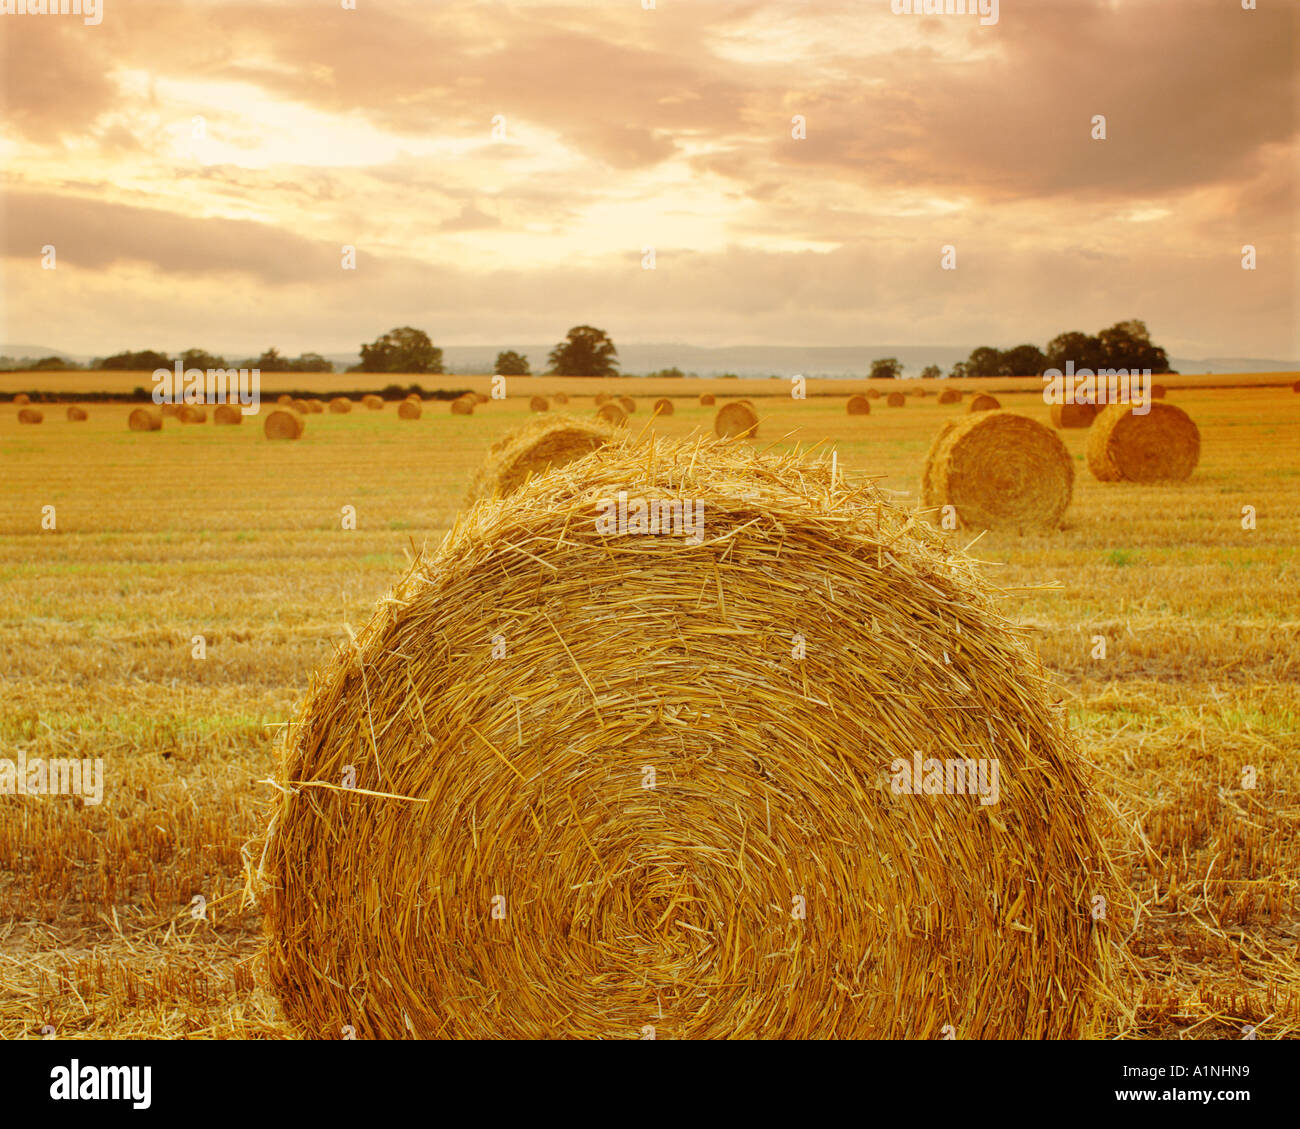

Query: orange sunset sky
left=1, top=0, right=1296, bottom=361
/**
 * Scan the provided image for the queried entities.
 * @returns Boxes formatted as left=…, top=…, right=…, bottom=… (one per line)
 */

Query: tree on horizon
left=548, top=326, right=618, bottom=377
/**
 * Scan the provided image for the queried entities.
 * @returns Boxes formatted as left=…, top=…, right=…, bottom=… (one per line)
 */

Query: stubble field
left=0, top=374, right=1297, bottom=1039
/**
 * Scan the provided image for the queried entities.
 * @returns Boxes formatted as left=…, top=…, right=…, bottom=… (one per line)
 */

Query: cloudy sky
left=1, top=0, right=1295, bottom=360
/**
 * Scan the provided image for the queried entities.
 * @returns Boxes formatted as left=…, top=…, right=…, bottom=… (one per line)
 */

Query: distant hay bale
left=529, top=395, right=549, bottom=413
left=292, top=399, right=311, bottom=414
left=364, top=395, right=384, bottom=411
left=714, top=400, right=758, bottom=439
left=886, top=392, right=905, bottom=407
left=1086, top=402, right=1200, bottom=483
left=595, top=392, right=612, bottom=406
left=922, top=411, right=1074, bottom=532
left=913, top=388, right=930, bottom=397
left=595, top=402, right=627, bottom=427
left=264, top=409, right=304, bottom=440
left=1150, top=384, right=1167, bottom=400
left=405, top=393, right=421, bottom=403
left=699, top=393, right=715, bottom=406
left=66, top=405, right=88, bottom=421
left=847, top=395, right=871, bottom=415
left=653, top=397, right=674, bottom=416
left=329, top=397, right=352, bottom=413
left=17, top=408, right=43, bottom=424
left=14, top=393, right=31, bottom=405
left=618, top=396, right=636, bottom=414
left=1049, top=402, right=1098, bottom=429
left=1292, top=379, right=1300, bottom=393
left=864, top=388, right=882, bottom=399
left=179, top=405, right=207, bottom=423
left=308, top=400, right=324, bottom=413
left=969, top=394, right=1000, bottom=413
left=160, top=403, right=182, bottom=418
left=451, top=396, right=475, bottom=415
left=468, top=414, right=616, bottom=502
left=257, top=435, right=1115, bottom=1039
left=128, top=408, right=162, bottom=431
left=553, top=392, right=569, bottom=405
left=937, top=388, right=962, bottom=405
left=398, top=400, right=422, bottom=420
left=277, top=394, right=293, bottom=406
left=214, top=404, right=243, bottom=425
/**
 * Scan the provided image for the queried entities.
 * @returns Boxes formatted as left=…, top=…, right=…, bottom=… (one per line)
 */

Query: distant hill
left=4, top=343, right=1296, bottom=378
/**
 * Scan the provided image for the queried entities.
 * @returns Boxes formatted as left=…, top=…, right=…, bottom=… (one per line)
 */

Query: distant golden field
left=1, top=376, right=1297, bottom=1038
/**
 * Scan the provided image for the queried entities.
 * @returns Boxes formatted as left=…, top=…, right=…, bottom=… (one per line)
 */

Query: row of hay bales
left=256, top=418, right=1118, bottom=1038
left=14, top=405, right=90, bottom=423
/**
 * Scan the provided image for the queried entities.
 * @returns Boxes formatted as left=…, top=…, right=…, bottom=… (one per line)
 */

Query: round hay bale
left=14, top=393, right=31, bottom=405
left=264, top=409, right=304, bottom=440
left=595, top=402, right=628, bottom=427
left=699, top=393, right=715, bottom=406
left=913, top=388, right=930, bottom=397
left=553, top=392, right=569, bottom=406
left=1085, top=402, right=1200, bottom=483
left=128, top=408, right=162, bottom=431
left=969, top=393, right=1000, bottom=413
left=468, top=415, right=615, bottom=502
left=922, top=411, right=1074, bottom=532
left=937, top=388, right=962, bottom=405
left=618, top=396, right=636, bottom=414
left=529, top=395, right=549, bottom=413
left=160, top=403, right=182, bottom=418
left=473, top=393, right=491, bottom=405
left=1049, top=402, right=1098, bottom=429
left=256, top=435, right=1115, bottom=1040
left=398, top=400, right=422, bottom=420
left=17, top=407, right=43, bottom=424
left=864, top=388, right=881, bottom=399
left=329, top=397, right=352, bottom=413
left=308, top=400, right=324, bottom=414
left=1150, top=384, right=1167, bottom=400
left=846, top=395, right=871, bottom=416
left=714, top=401, right=758, bottom=439
left=214, top=404, right=243, bottom=425
left=595, top=392, right=612, bottom=407
left=451, top=396, right=475, bottom=416
left=1292, top=379, right=1300, bottom=394
left=405, top=393, right=422, bottom=403
left=364, top=394, right=384, bottom=411
left=66, top=405, right=88, bottom=421
left=886, top=391, right=905, bottom=407
left=652, top=397, right=674, bottom=417
left=179, top=405, right=207, bottom=423
left=292, top=398, right=311, bottom=414
left=277, top=394, right=293, bottom=406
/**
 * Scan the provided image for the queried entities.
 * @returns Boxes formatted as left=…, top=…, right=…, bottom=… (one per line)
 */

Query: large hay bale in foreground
left=18, top=408, right=43, bottom=424
left=257, top=437, right=1116, bottom=1039
left=264, top=410, right=304, bottom=440
left=128, top=408, right=162, bottom=431
left=969, top=393, right=1000, bottom=413
left=451, top=396, right=475, bottom=415
left=847, top=394, right=871, bottom=415
left=699, top=393, right=715, bottom=406
left=652, top=397, right=674, bottom=417
left=714, top=400, right=758, bottom=439
left=214, top=404, right=243, bottom=425
left=922, top=411, right=1074, bottom=532
left=329, top=397, right=352, bottom=414
left=364, top=395, right=384, bottom=411
left=886, top=391, right=905, bottom=407
left=937, top=388, right=962, bottom=405
left=66, top=405, right=88, bottom=421
left=179, top=405, right=207, bottom=423
left=529, top=395, right=549, bottom=413
left=1049, top=402, right=1098, bottom=429
left=595, top=402, right=627, bottom=427
left=398, top=400, right=422, bottom=420
left=1086, top=402, right=1200, bottom=483
left=468, top=414, right=615, bottom=502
